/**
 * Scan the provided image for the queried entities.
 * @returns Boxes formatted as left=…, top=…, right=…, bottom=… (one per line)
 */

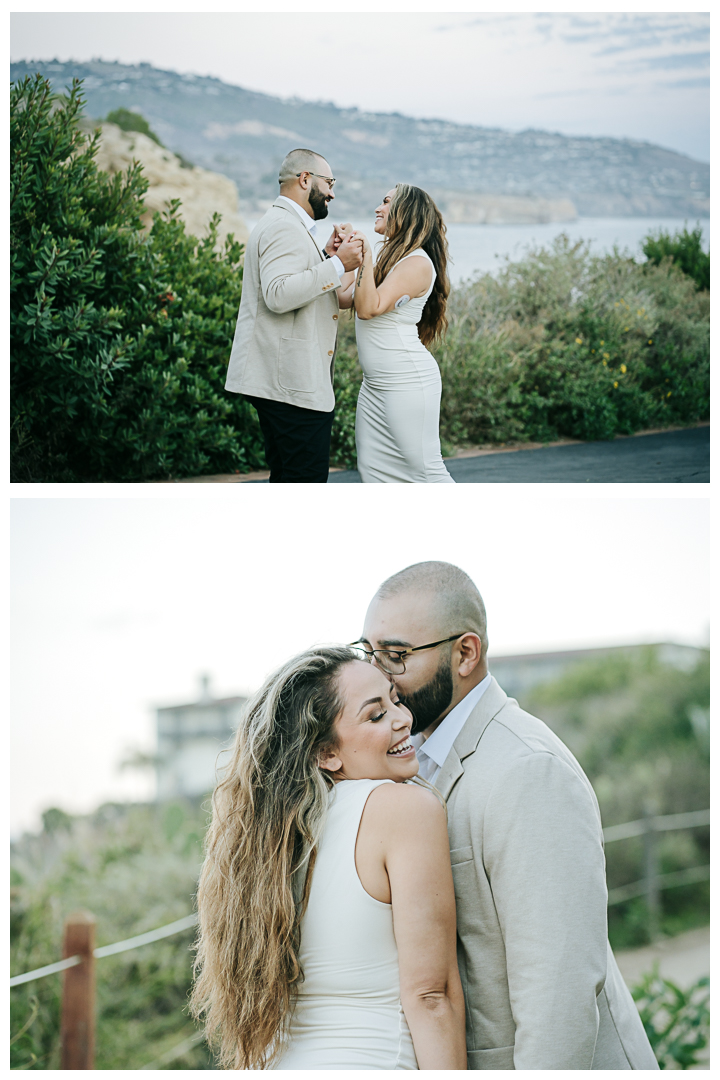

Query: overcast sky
left=11, top=494, right=709, bottom=836
left=10, top=10, right=710, bottom=162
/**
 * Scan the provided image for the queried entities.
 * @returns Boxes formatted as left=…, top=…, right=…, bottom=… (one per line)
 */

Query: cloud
left=657, top=77, right=710, bottom=90
left=638, top=51, right=709, bottom=71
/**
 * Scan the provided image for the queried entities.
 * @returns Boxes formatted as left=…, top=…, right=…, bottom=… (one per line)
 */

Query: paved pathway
left=326, top=426, right=709, bottom=483
left=614, top=924, right=709, bottom=990
left=164, top=425, right=708, bottom=484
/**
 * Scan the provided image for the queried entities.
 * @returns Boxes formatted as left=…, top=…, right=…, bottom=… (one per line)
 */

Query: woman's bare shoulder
left=365, top=781, right=445, bottom=827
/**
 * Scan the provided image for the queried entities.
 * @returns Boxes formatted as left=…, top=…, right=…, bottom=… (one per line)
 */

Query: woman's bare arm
left=353, top=237, right=433, bottom=320
left=358, top=783, right=467, bottom=1070
left=337, top=270, right=356, bottom=309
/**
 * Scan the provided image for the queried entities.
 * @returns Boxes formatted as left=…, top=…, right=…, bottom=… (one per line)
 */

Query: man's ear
left=457, top=632, right=483, bottom=676
left=318, top=749, right=343, bottom=773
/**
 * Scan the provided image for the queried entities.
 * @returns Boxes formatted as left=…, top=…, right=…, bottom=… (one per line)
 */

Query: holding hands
left=326, top=223, right=364, bottom=271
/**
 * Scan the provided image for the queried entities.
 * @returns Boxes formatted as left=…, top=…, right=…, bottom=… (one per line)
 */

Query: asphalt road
left=324, top=426, right=709, bottom=484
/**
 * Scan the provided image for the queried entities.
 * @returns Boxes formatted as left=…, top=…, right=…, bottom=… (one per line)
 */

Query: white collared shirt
left=276, top=195, right=345, bottom=279
left=412, top=673, right=492, bottom=784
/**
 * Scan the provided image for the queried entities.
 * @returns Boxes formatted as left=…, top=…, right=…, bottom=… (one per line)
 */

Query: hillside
left=11, top=59, right=709, bottom=222
left=89, top=121, right=248, bottom=245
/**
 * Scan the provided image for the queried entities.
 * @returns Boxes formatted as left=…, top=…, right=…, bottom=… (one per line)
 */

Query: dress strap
left=392, top=248, right=434, bottom=270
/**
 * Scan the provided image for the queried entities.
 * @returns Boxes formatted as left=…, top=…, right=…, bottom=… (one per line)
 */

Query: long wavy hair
left=374, top=183, right=450, bottom=346
left=189, top=646, right=357, bottom=1070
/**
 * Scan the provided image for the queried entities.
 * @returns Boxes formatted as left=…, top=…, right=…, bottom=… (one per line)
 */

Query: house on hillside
left=155, top=676, right=247, bottom=802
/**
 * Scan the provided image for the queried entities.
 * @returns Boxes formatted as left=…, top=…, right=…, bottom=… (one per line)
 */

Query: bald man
left=356, top=561, right=658, bottom=1070
left=226, top=148, right=363, bottom=482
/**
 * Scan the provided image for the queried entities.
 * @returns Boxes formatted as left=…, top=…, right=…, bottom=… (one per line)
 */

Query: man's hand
left=325, top=223, right=353, bottom=257
left=336, top=233, right=364, bottom=272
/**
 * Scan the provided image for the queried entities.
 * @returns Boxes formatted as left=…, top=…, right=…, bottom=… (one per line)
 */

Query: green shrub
left=642, top=225, right=710, bottom=292
left=10, top=801, right=213, bottom=1069
left=632, top=968, right=709, bottom=1069
left=104, top=107, right=163, bottom=146
left=436, top=236, right=709, bottom=450
left=11, top=75, right=263, bottom=482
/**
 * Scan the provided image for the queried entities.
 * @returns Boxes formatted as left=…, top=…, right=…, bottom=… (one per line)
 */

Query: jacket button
left=333, top=314, right=338, bottom=320
left=327, top=350, right=333, bottom=356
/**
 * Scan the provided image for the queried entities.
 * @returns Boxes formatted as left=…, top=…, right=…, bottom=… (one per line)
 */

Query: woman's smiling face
left=321, top=660, right=417, bottom=782
left=374, top=188, right=396, bottom=234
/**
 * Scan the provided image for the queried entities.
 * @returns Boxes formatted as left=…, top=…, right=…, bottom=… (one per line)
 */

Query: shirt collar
left=276, top=194, right=317, bottom=234
left=413, top=672, right=492, bottom=769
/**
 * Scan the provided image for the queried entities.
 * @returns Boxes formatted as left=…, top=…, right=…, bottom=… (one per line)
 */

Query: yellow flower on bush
left=603, top=360, right=607, bottom=366
left=614, top=381, right=619, bottom=388
left=600, top=340, right=604, bottom=345
left=603, top=352, right=610, bottom=359
left=667, top=391, right=672, bottom=398
left=648, top=339, right=653, bottom=345
left=575, top=337, right=583, bottom=344
left=620, top=364, right=627, bottom=374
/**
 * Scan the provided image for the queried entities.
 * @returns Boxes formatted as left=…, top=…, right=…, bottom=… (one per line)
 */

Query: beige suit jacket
left=436, top=677, right=658, bottom=1070
left=225, top=200, right=342, bottom=411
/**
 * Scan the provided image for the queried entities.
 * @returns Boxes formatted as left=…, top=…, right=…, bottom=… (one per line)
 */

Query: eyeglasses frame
left=348, top=633, right=466, bottom=674
left=296, top=171, right=336, bottom=189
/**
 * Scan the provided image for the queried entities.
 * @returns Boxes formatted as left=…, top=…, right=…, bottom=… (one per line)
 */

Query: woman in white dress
left=190, top=646, right=465, bottom=1071
left=337, top=185, right=455, bottom=483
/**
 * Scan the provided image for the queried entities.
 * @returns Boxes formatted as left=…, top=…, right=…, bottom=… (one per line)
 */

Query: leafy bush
left=11, top=801, right=212, bottom=1070
left=642, top=225, right=710, bottom=292
left=104, top=107, right=163, bottom=146
left=11, top=75, right=264, bottom=482
left=436, top=236, right=709, bottom=450
left=632, top=968, right=710, bottom=1069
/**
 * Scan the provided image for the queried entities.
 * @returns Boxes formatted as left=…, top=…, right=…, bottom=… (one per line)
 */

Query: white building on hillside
left=155, top=676, right=247, bottom=802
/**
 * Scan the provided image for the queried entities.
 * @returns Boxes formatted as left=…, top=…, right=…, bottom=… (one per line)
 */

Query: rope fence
left=10, top=807, right=709, bottom=1068
left=10, top=912, right=199, bottom=989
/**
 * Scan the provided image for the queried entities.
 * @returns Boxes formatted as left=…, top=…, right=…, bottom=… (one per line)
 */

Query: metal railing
left=10, top=807, right=709, bottom=1068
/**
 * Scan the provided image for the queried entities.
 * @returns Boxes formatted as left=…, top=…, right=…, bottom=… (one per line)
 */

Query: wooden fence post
left=642, top=804, right=660, bottom=943
left=60, top=911, right=96, bottom=1069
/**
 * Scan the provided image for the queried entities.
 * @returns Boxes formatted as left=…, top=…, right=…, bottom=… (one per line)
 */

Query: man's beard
left=398, top=655, right=454, bottom=735
left=308, top=181, right=330, bottom=220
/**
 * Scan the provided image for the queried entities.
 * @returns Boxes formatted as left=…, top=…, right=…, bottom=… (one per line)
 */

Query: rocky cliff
left=91, top=122, right=248, bottom=245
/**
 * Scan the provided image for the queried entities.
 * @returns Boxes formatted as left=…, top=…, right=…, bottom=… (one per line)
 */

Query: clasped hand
left=325, top=223, right=365, bottom=272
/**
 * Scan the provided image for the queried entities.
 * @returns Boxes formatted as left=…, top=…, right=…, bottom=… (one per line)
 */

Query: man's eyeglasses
left=347, top=634, right=465, bottom=675
left=297, top=171, right=336, bottom=189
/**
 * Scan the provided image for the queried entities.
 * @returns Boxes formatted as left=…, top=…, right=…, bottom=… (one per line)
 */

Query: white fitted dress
left=272, top=779, right=418, bottom=1070
left=355, top=249, right=455, bottom=484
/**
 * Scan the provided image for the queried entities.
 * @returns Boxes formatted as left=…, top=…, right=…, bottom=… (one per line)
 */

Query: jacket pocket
left=278, top=336, right=319, bottom=393
left=467, top=1045, right=515, bottom=1070
left=450, top=845, right=473, bottom=866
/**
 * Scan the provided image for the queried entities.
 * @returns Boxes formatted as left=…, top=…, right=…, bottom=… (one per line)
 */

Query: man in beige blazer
left=225, top=148, right=363, bottom=482
left=357, top=561, right=658, bottom=1070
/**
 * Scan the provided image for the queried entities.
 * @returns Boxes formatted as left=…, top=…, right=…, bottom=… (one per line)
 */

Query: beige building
left=155, top=676, right=247, bottom=801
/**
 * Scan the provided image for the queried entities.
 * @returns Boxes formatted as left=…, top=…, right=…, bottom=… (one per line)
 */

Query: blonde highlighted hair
left=189, top=646, right=357, bottom=1069
left=375, top=183, right=451, bottom=346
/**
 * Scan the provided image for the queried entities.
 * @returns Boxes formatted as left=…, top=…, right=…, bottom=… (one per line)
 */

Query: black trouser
left=245, top=396, right=334, bottom=483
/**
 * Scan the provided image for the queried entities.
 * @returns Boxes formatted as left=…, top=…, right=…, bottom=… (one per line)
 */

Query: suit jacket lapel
left=273, top=198, right=325, bottom=261
left=434, top=677, right=509, bottom=800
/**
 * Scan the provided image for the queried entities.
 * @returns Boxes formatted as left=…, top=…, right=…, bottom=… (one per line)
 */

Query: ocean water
left=296, top=216, right=709, bottom=286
